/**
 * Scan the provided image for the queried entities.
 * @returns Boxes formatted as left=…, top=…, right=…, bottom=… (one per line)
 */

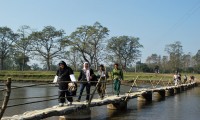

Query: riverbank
left=0, top=70, right=199, bottom=84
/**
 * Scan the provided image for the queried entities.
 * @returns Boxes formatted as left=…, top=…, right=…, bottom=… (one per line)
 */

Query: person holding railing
left=96, top=64, right=109, bottom=100
left=111, top=63, right=123, bottom=97
left=76, top=62, right=94, bottom=102
left=56, top=61, right=76, bottom=107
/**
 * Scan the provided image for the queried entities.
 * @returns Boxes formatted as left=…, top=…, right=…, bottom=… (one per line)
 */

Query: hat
left=58, top=61, right=67, bottom=67
left=99, top=64, right=104, bottom=68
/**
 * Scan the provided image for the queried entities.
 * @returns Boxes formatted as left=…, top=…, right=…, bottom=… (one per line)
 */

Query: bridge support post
left=107, top=101, right=127, bottom=110
left=137, top=91, right=152, bottom=102
left=165, top=88, right=174, bottom=96
left=192, top=82, right=197, bottom=87
left=187, top=84, right=193, bottom=89
left=174, top=87, right=181, bottom=94
left=180, top=85, right=185, bottom=91
left=153, top=90, right=165, bottom=101
left=59, top=108, right=91, bottom=120
left=184, top=85, right=188, bottom=90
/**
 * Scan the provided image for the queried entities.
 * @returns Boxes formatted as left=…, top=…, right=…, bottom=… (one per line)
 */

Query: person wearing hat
left=96, top=64, right=109, bottom=100
left=56, top=61, right=75, bottom=107
left=111, top=63, right=123, bottom=97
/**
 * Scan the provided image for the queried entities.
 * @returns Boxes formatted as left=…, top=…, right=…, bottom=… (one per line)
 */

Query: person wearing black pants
left=56, top=61, right=74, bottom=107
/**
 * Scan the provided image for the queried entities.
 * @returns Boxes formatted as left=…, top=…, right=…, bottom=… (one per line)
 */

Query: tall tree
left=0, top=27, right=18, bottom=70
left=193, top=50, right=200, bottom=65
left=182, top=53, right=192, bottom=71
left=14, top=53, right=30, bottom=70
left=165, top=41, right=183, bottom=72
left=161, top=56, right=169, bottom=73
left=146, top=54, right=161, bottom=73
left=64, top=47, right=81, bottom=71
left=13, top=25, right=32, bottom=71
left=106, top=36, right=143, bottom=68
left=29, top=26, right=65, bottom=70
left=64, top=22, right=109, bottom=68
left=193, top=50, right=200, bottom=73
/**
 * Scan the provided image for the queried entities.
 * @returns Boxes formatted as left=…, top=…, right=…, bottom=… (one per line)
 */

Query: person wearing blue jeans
left=76, top=62, right=94, bottom=102
left=77, top=82, right=91, bottom=102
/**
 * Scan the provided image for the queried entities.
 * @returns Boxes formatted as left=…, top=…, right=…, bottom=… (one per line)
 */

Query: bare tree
left=13, top=25, right=33, bottom=71
left=165, top=41, right=183, bottom=72
left=63, top=22, right=109, bottom=68
left=64, top=47, right=81, bottom=71
left=29, top=26, right=65, bottom=70
left=106, top=36, right=143, bottom=68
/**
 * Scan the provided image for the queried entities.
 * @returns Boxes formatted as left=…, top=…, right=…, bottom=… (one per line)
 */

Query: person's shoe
left=76, top=99, right=80, bottom=102
left=58, top=103, right=64, bottom=107
left=67, top=102, right=72, bottom=106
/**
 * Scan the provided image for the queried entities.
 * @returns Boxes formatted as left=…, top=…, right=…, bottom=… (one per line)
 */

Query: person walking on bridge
left=111, top=63, right=123, bottom=97
left=96, top=64, right=109, bottom=100
left=56, top=61, right=75, bottom=107
left=76, top=62, right=94, bottom=102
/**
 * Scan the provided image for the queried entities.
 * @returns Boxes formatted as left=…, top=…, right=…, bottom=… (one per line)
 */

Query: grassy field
left=0, top=70, right=199, bottom=82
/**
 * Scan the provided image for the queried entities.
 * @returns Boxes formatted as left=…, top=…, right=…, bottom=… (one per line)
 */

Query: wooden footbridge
left=1, top=77, right=198, bottom=120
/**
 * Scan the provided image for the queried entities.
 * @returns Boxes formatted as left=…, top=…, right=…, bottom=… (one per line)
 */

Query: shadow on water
left=137, top=101, right=153, bottom=110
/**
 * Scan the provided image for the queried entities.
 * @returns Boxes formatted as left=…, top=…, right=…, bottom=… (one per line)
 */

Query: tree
left=146, top=54, right=161, bottom=73
left=31, top=63, right=42, bottom=71
left=14, top=53, right=30, bottom=70
left=193, top=50, right=200, bottom=73
left=64, top=47, right=81, bottom=71
left=165, top=41, right=183, bottom=72
left=63, top=22, right=109, bottom=68
left=29, top=26, right=65, bottom=71
left=13, top=25, right=32, bottom=71
left=0, top=27, right=18, bottom=70
left=106, top=36, right=143, bottom=68
left=161, top=56, right=169, bottom=73
left=182, top=53, right=192, bottom=72
left=193, top=50, right=200, bottom=65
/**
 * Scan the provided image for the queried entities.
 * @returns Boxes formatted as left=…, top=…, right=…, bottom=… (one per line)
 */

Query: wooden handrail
left=124, top=76, right=139, bottom=101
left=0, top=78, right=11, bottom=119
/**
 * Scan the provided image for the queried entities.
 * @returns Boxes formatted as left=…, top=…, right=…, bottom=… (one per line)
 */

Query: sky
left=1, top=0, right=200, bottom=63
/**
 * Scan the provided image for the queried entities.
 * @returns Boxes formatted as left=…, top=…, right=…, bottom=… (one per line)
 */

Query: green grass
left=0, top=70, right=199, bottom=82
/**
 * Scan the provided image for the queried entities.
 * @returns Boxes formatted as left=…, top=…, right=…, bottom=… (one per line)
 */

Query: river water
left=0, top=82, right=200, bottom=120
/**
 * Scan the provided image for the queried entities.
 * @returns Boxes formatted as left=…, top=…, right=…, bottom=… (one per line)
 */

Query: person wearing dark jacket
left=56, top=61, right=74, bottom=107
left=76, top=62, right=94, bottom=102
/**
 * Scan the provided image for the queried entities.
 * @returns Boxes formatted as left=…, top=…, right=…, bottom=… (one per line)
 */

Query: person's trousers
left=97, top=78, right=106, bottom=98
left=114, top=79, right=121, bottom=95
left=77, top=83, right=91, bottom=100
left=58, top=90, right=73, bottom=103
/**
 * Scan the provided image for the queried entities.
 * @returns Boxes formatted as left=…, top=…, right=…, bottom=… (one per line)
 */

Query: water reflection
left=2, top=83, right=200, bottom=120
left=137, top=101, right=152, bottom=110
